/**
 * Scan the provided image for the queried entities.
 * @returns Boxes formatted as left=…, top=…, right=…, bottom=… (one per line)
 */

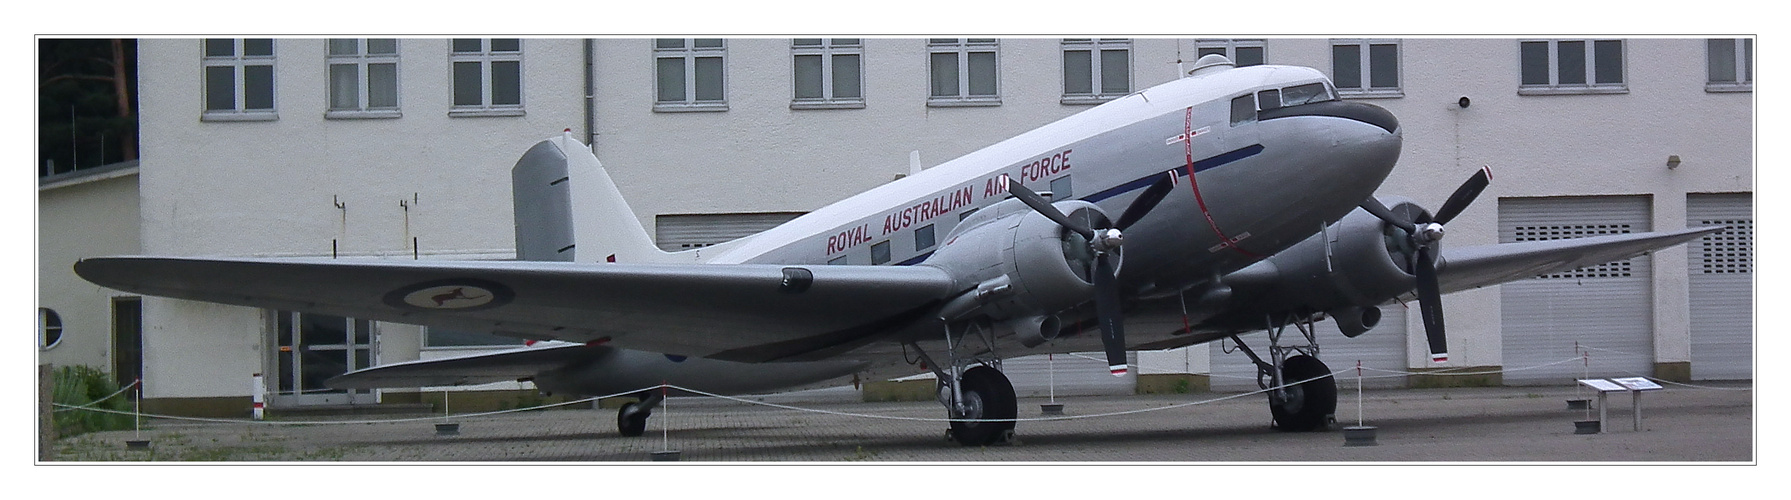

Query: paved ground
left=47, top=381, right=1753, bottom=462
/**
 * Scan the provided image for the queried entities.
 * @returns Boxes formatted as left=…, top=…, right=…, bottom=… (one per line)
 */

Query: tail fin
left=511, top=132, right=674, bottom=263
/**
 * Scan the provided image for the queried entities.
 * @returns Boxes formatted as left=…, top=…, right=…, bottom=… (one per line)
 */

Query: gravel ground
left=45, top=381, right=1753, bottom=463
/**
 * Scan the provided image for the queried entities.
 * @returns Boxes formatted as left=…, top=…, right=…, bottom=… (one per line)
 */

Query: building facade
left=40, top=37, right=1752, bottom=414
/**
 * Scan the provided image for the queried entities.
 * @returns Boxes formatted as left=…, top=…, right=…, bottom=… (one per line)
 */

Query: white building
left=38, top=37, right=1752, bottom=415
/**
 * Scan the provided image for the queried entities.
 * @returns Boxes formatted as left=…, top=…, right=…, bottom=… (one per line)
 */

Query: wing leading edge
left=75, top=256, right=959, bottom=362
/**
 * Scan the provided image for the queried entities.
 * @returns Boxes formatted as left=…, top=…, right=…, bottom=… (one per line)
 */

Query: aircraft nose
left=1260, top=100, right=1398, bottom=135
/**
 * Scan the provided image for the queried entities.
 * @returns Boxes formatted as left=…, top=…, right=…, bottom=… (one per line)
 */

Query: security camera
left=1457, top=96, right=1471, bottom=109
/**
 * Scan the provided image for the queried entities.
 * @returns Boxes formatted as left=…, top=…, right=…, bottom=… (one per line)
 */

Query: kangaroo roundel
left=384, top=279, right=515, bottom=311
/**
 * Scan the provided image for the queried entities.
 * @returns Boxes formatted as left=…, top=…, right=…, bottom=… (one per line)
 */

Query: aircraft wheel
left=617, top=402, right=651, bottom=437
left=1269, top=355, right=1336, bottom=432
left=949, top=366, right=1017, bottom=446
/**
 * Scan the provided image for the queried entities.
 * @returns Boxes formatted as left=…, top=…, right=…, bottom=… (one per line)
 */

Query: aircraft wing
left=74, top=256, right=960, bottom=362
left=327, top=342, right=596, bottom=389
left=1435, top=226, right=1722, bottom=293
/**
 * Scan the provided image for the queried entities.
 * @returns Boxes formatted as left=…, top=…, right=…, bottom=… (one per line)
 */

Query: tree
left=39, top=38, right=137, bottom=176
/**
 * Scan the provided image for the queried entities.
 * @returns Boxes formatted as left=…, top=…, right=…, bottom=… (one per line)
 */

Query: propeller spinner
left=1009, top=172, right=1177, bottom=376
left=1359, top=166, right=1491, bottom=363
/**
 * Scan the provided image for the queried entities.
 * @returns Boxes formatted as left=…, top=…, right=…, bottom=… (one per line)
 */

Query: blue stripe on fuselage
left=1082, top=144, right=1265, bottom=204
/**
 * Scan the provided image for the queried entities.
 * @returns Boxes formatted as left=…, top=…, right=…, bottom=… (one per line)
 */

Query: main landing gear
left=1225, top=314, right=1337, bottom=432
left=907, top=322, right=1018, bottom=447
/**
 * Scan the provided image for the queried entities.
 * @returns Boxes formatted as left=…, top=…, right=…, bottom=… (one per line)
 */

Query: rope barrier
left=48, top=344, right=1749, bottom=428
left=50, top=379, right=140, bottom=413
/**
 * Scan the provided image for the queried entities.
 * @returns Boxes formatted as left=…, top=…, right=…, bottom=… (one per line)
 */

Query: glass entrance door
left=273, top=311, right=376, bottom=406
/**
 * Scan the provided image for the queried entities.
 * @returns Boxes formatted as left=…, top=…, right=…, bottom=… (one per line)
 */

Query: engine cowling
left=1232, top=198, right=1429, bottom=321
left=926, top=198, right=1118, bottom=332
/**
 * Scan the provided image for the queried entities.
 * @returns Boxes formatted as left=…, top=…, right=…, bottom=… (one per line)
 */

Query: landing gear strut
left=616, top=390, right=664, bottom=437
left=907, top=321, right=1018, bottom=446
left=1227, top=314, right=1337, bottom=432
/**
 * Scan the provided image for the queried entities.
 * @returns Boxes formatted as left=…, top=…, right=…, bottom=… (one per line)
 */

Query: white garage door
left=654, top=212, right=805, bottom=251
left=1499, top=196, right=1653, bottom=385
left=1687, top=193, right=1753, bottom=380
left=1208, top=305, right=1409, bottom=391
left=1002, top=352, right=1137, bottom=397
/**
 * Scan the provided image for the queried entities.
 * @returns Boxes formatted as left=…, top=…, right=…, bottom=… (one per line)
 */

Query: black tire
left=1268, top=355, right=1337, bottom=432
left=617, top=402, right=650, bottom=437
left=949, top=366, right=1017, bottom=446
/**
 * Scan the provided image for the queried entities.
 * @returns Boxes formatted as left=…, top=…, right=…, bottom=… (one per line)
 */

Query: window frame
left=927, top=38, right=1001, bottom=107
left=791, top=38, right=866, bottom=110
left=325, top=38, right=401, bottom=119
left=1196, top=39, right=1266, bottom=67
left=1330, top=39, right=1403, bottom=98
left=1706, top=38, right=1753, bottom=93
left=1061, top=38, right=1133, bottom=105
left=448, top=38, right=525, bottom=117
left=1518, top=39, right=1628, bottom=95
left=39, top=307, right=64, bottom=350
left=201, top=38, right=278, bottom=121
left=654, top=38, right=728, bottom=113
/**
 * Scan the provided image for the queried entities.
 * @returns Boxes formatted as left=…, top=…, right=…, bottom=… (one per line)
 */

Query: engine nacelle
left=926, top=198, right=1117, bottom=326
left=1238, top=198, right=1429, bottom=317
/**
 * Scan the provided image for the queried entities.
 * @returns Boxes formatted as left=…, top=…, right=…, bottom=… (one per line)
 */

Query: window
left=791, top=39, right=864, bottom=109
left=39, top=308, right=63, bottom=349
left=928, top=38, right=999, bottom=106
left=1707, top=38, right=1753, bottom=92
left=870, top=241, right=891, bottom=265
left=326, top=38, right=400, bottom=118
left=829, top=255, right=849, bottom=265
left=1230, top=94, right=1255, bottom=126
left=1519, top=39, right=1626, bottom=95
left=202, top=38, right=276, bottom=121
left=1062, top=39, right=1131, bottom=104
left=915, top=224, right=936, bottom=252
left=1197, top=39, right=1265, bottom=67
left=450, top=38, right=523, bottom=116
left=655, top=38, right=727, bottom=112
left=1331, top=39, right=1401, bottom=97
left=1049, top=175, right=1073, bottom=201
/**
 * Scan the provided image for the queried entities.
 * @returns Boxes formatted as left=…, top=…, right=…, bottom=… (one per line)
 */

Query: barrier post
left=251, top=373, right=266, bottom=421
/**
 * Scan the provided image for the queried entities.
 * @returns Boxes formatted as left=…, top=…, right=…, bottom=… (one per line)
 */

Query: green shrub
left=51, top=366, right=135, bottom=437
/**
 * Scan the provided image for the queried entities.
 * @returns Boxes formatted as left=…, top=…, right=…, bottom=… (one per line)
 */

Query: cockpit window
left=1229, top=94, right=1255, bottom=126
left=1256, top=88, right=1282, bottom=111
left=1280, top=82, right=1335, bottom=106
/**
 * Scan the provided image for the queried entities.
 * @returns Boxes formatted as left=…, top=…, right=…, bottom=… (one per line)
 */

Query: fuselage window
left=1229, top=94, right=1255, bottom=126
left=915, top=224, right=936, bottom=252
left=828, top=255, right=849, bottom=265
left=1256, top=88, right=1282, bottom=111
left=1280, top=82, right=1335, bottom=107
left=870, top=240, right=892, bottom=265
left=1049, top=175, right=1073, bottom=201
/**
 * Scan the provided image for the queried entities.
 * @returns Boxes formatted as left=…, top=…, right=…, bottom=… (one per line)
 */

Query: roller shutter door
left=1498, top=196, right=1652, bottom=385
left=1208, top=305, right=1409, bottom=391
left=654, top=212, right=805, bottom=251
left=1687, top=193, right=1753, bottom=380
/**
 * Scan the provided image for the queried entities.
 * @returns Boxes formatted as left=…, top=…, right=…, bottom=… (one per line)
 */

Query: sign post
left=1610, top=377, right=1664, bottom=431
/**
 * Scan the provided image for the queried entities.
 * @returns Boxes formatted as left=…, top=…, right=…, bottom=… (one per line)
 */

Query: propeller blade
left=1430, top=166, right=1492, bottom=225
left=1415, top=246, right=1448, bottom=363
left=1360, top=196, right=1416, bottom=233
left=1114, top=172, right=1177, bottom=231
left=1092, top=254, right=1128, bottom=376
left=1009, top=183, right=1095, bottom=239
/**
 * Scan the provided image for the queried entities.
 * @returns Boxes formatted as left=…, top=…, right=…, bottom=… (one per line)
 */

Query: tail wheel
left=617, top=402, right=651, bottom=437
left=1269, top=355, right=1336, bottom=432
left=949, top=366, right=1017, bottom=446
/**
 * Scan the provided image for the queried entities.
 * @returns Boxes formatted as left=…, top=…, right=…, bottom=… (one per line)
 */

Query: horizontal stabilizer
left=1436, top=226, right=1723, bottom=293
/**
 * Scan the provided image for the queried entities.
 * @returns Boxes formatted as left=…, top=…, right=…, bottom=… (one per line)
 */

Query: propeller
left=1009, top=172, right=1176, bottom=376
left=1359, top=166, right=1491, bottom=363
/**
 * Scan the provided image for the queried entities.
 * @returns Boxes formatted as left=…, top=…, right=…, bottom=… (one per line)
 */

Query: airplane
left=76, top=54, right=1721, bottom=446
